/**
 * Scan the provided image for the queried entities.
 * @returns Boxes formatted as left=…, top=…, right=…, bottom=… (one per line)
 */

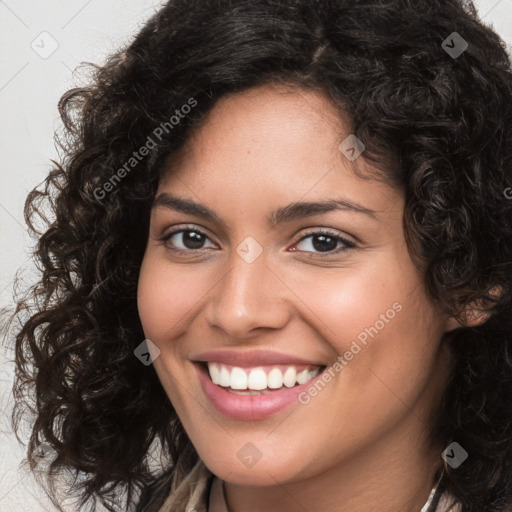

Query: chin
left=199, top=444, right=310, bottom=486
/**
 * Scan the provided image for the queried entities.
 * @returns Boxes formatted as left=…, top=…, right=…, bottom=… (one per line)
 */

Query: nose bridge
left=206, top=241, right=288, bottom=338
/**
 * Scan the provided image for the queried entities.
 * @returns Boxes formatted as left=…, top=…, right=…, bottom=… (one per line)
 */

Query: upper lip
left=192, top=350, right=326, bottom=367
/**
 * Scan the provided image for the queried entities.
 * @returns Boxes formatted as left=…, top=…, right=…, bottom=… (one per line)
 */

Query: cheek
left=136, top=253, right=206, bottom=407
left=307, top=264, right=444, bottom=409
left=286, top=253, right=442, bottom=391
left=137, top=253, right=206, bottom=340
left=284, top=259, right=411, bottom=352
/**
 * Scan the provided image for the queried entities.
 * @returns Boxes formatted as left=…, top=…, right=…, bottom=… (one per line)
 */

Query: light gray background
left=1, top=1, right=511, bottom=510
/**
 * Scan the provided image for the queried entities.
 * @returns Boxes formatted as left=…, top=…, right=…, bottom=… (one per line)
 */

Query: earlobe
left=444, top=285, right=503, bottom=332
left=444, top=309, right=489, bottom=333
left=445, top=316, right=463, bottom=332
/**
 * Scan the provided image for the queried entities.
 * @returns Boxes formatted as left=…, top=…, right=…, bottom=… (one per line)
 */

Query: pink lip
left=195, top=362, right=326, bottom=421
left=192, top=349, right=325, bottom=368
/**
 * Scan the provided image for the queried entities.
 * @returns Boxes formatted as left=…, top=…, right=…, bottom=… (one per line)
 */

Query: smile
left=207, top=362, right=323, bottom=393
left=193, top=352, right=328, bottom=420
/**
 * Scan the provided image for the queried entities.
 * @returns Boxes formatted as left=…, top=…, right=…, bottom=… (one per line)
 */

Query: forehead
left=155, top=83, right=402, bottom=221
left=173, top=83, right=348, bottom=160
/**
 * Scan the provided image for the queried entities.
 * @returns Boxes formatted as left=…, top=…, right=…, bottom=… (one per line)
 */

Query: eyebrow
left=152, top=192, right=378, bottom=229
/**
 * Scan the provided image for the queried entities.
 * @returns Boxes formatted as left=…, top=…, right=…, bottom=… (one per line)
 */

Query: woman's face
left=137, top=84, right=456, bottom=488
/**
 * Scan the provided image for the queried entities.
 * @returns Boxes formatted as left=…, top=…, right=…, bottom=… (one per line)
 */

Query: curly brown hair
left=4, top=0, right=512, bottom=510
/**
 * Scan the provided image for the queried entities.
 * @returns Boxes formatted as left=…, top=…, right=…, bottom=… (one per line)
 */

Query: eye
left=291, top=229, right=356, bottom=255
left=159, top=225, right=356, bottom=257
left=160, top=225, right=216, bottom=253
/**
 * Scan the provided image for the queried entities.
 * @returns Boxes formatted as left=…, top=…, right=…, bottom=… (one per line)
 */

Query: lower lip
left=195, top=363, right=324, bottom=421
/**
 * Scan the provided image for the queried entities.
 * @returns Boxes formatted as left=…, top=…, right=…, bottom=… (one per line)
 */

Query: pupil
left=184, top=231, right=204, bottom=249
left=313, top=234, right=337, bottom=252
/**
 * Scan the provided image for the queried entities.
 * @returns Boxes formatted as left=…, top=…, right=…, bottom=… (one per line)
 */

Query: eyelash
left=159, top=224, right=356, bottom=257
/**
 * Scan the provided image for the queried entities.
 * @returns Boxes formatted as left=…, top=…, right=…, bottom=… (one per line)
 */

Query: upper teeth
left=207, top=362, right=322, bottom=390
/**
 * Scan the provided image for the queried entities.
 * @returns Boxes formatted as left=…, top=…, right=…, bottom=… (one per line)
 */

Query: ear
left=445, top=285, right=502, bottom=332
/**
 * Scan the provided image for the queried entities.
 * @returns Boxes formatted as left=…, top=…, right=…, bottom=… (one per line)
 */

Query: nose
left=204, top=248, right=291, bottom=340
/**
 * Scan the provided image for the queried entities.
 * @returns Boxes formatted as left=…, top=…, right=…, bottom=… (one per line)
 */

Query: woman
left=8, top=0, right=512, bottom=511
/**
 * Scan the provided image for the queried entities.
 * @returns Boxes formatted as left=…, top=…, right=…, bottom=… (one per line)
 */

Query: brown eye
left=161, top=226, right=216, bottom=253
left=293, top=230, right=356, bottom=255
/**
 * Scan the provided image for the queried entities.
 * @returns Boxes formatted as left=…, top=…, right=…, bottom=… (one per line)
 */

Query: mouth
left=200, top=361, right=326, bottom=395
left=194, top=359, right=328, bottom=420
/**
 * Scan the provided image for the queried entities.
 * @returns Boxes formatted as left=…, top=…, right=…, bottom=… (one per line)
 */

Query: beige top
left=153, top=459, right=461, bottom=512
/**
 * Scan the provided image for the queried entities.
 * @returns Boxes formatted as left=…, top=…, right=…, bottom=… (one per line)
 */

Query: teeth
left=230, top=367, right=247, bottom=390
left=219, top=366, right=231, bottom=387
left=283, top=367, right=296, bottom=388
left=247, top=368, right=267, bottom=390
left=209, top=363, right=220, bottom=384
left=296, top=369, right=309, bottom=384
left=206, top=363, right=322, bottom=391
left=267, top=368, right=283, bottom=389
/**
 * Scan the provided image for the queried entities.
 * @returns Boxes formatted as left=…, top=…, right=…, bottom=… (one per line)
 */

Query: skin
left=137, top=83, right=465, bottom=512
